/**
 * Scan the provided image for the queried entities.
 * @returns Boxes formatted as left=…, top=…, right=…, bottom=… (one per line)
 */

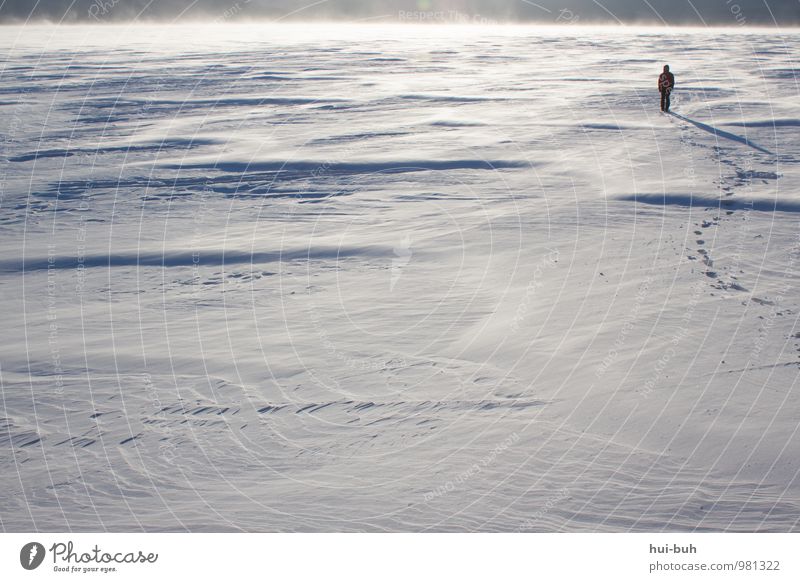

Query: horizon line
left=1, top=19, right=798, bottom=30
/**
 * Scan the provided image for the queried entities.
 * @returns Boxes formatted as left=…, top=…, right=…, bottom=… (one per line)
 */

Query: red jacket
left=659, top=72, right=675, bottom=91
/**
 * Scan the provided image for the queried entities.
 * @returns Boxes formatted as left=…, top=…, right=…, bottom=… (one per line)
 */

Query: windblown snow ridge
left=162, top=159, right=530, bottom=173
left=615, top=193, right=799, bottom=213
left=8, top=138, right=219, bottom=163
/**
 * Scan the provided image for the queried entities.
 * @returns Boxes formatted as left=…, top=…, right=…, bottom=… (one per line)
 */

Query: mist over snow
left=0, top=0, right=799, bottom=25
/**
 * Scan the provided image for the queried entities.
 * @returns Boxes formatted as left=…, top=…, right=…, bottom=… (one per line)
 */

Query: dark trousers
left=660, top=89, right=671, bottom=112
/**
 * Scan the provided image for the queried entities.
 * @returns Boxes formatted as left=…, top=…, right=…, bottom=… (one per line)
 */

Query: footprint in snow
left=752, top=297, right=775, bottom=306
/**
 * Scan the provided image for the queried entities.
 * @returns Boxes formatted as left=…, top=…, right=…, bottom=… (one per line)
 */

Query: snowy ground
left=1, top=24, right=799, bottom=532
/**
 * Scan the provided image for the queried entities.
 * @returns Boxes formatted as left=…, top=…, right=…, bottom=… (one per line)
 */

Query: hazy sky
left=0, top=0, right=797, bottom=25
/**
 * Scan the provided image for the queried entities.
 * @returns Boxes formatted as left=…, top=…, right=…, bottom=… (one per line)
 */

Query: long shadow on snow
left=0, top=246, right=395, bottom=273
left=616, top=193, right=800, bottom=213
left=669, top=112, right=774, bottom=155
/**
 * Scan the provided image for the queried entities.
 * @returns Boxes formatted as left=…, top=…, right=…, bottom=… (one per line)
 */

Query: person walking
left=658, top=65, right=675, bottom=112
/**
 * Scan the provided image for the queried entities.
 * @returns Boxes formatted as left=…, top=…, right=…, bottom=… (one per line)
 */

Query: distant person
left=658, top=65, right=675, bottom=112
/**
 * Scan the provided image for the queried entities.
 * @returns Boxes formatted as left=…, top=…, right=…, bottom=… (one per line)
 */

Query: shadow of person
left=669, top=112, right=774, bottom=155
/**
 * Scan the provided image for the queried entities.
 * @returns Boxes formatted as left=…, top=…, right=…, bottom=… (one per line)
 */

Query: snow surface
left=1, top=24, right=799, bottom=532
